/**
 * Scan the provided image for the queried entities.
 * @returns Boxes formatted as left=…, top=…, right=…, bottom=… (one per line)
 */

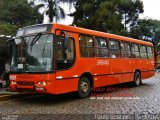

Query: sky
left=140, top=0, right=160, bottom=20
left=43, top=0, right=160, bottom=25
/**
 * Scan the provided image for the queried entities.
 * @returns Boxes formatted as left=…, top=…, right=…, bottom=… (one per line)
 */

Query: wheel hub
left=80, top=82, right=88, bottom=93
left=135, top=74, right=140, bottom=85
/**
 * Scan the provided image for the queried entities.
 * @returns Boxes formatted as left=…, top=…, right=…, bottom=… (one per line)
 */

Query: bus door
left=55, top=30, right=78, bottom=94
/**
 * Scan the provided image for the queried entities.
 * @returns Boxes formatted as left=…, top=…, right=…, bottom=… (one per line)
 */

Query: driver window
left=56, top=36, right=75, bottom=70
left=66, top=38, right=74, bottom=59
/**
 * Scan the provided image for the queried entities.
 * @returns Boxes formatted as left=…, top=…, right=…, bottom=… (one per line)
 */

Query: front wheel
left=78, top=77, right=91, bottom=98
left=133, top=71, right=141, bottom=87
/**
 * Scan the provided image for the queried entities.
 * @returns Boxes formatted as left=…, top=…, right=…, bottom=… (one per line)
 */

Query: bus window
left=79, top=35, right=95, bottom=58
left=120, top=42, right=131, bottom=58
left=56, top=37, right=75, bottom=70
left=131, top=44, right=140, bottom=58
left=108, top=40, right=120, bottom=58
left=140, top=45, right=147, bottom=59
left=95, top=37, right=109, bottom=58
left=147, top=47, right=153, bottom=59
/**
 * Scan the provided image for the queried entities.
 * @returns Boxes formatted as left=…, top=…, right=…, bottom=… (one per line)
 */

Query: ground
left=0, top=73, right=160, bottom=120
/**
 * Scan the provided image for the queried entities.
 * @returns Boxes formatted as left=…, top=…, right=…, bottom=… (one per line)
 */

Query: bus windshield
left=11, top=34, right=54, bottom=73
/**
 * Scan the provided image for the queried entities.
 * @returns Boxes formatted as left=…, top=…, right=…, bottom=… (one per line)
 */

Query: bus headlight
left=42, top=81, right=47, bottom=86
left=11, top=81, right=16, bottom=85
left=37, top=81, right=42, bottom=85
left=37, top=81, right=47, bottom=86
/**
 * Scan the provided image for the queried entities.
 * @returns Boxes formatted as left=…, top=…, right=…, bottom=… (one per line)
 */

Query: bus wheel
left=78, top=77, right=91, bottom=98
left=133, top=71, right=141, bottom=87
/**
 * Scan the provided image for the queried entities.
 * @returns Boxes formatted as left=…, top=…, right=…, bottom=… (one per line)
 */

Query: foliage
left=68, top=0, right=143, bottom=35
left=69, top=0, right=120, bottom=34
left=0, top=23, right=18, bottom=36
left=32, top=0, right=66, bottom=22
left=0, top=0, right=43, bottom=35
left=130, top=19, right=160, bottom=41
left=0, top=0, right=43, bottom=27
left=130, top=18, right=160, bottom=57
left=118, top=0, right=143, bottom=28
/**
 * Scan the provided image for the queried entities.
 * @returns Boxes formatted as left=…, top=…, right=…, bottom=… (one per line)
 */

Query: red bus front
left=9, top=24, right=57, bottom=94
left=10, top=74, right=56, bottom=94
left=9, top=24, right=78, bottom=95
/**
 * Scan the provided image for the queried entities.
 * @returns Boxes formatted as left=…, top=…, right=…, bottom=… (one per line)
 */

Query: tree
left=130, top=18, right=160, bottom=58
left=0, top=0, right=43, bottom=35
left=130, top=18, right=160, bottom=41
left=0, top=0, right=43, bottom=27
left=33, top=0, right=66, bottom=22
left=69, top=0, right=123, bottom=34
left=118, top=0, right=143, bottom=28
left=0, top=23, right=18, bottom=36
left=68, top=0, right=143, bottom=35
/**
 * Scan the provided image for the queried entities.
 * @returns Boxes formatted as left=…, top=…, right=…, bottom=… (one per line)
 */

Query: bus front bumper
left=10, top=80, right=55, bottom=94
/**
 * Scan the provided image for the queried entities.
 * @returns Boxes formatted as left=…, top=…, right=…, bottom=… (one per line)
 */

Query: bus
left=9, top=23, right=155, bottom=98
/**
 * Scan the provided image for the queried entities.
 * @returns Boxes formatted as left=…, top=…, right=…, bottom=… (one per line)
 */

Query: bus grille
left=16, top=88, right=35, bottom=92
left=17, top=81, right=35, bottom=86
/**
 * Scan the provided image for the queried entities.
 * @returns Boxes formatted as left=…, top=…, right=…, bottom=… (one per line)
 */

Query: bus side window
left=79, top=35, right=95, bottom=58
left=147, top=46, right=153, bottom=59
left=95, top=37, right=109, bottom=58
left=131, top=44, right=140, bottom=58
left=140, top=45, right=147, bottom=59
left=56, top=36, right=76, bottom=70
left=120, top=42, right=131, bottom=58
left=108, top=40, right=120, bottom=58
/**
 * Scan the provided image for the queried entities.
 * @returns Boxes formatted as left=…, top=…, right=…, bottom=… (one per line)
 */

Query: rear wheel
left=78, top=77, right=91, bottom=98
left=133, top=71, right=141, bottom=87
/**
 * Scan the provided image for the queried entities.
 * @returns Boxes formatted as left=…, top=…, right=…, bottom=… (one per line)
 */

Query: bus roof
left=53, top=23, right=153, bottom=46
left=16, top=23, right=153, bottom=46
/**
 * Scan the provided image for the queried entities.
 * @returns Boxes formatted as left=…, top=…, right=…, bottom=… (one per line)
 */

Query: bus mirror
left=15, top=38, right=22, bottom=44
left=64, top=37, right=69, bottom=49
left=60, top=31, right=69, bottom=49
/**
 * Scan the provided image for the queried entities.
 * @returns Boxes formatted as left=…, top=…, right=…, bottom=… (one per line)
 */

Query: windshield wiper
left=30, top=33, right=42, bottom=46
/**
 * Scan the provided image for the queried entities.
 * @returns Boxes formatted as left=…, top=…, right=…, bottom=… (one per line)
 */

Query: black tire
left=133, top=71, right=141, bottom=87
left=78, top=77, right=91, bottom=98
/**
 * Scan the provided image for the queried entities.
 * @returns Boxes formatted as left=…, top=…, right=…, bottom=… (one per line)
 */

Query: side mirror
left=60, top=31, right=69, bottom=49
left=64, top=37, right=69, bottom=49
left=15, top=38, right=22, bottom=45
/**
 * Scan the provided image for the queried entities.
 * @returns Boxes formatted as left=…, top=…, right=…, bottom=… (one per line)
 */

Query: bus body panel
left=119, top=59, right=134, bottom=83
left=55, top=78, right=79, bottom=94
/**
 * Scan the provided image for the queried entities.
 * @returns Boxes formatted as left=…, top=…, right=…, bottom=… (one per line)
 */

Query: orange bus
left=9, top=23, right=155, bottom=98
